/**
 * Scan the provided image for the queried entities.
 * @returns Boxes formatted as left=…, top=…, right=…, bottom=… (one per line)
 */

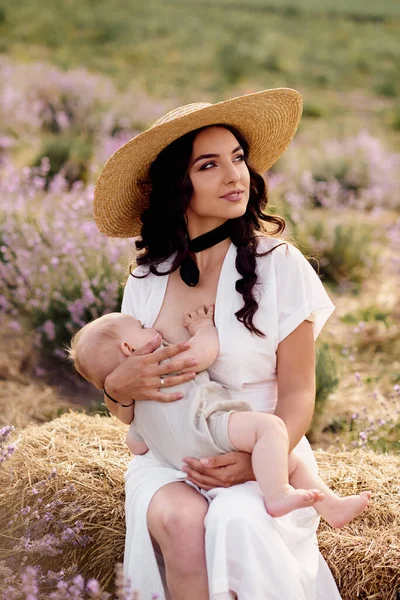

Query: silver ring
left=160, top=377, right=165, bottom=386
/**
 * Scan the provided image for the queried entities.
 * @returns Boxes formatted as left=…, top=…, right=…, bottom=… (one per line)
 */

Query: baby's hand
left=183, top=304, right=216, bottom=336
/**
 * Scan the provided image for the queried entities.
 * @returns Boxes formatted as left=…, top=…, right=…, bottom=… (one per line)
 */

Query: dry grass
left=315, top=448, right=400, bottom=599
left=0, top=412, right=130, bottom=591
left=0, top=317, right=79, bottom=428
left=1, top=413, right=399, bottom=598
left=0, top=380, right=74, bottom=429
left=314, top=237, right=400, bottom=443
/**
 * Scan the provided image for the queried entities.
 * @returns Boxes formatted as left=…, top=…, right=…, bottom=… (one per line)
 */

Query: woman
left=94, top=90, right=342, bottom=600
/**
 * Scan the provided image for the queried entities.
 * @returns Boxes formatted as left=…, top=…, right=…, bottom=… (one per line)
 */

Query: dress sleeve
left=121, top=266, right=146, bottom=318
left=273, top=243, right=335, bottom=344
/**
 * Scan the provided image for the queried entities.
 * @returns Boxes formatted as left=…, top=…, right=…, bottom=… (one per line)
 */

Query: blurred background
left=0, top=0, right=399, bottom=450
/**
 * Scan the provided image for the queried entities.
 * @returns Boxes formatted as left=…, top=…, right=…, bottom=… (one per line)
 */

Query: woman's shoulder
left=255, top=235, right=302, bottom=262
left=254, top=236, right=314, bottom=283
left=124, top=253, right=176, bottom=300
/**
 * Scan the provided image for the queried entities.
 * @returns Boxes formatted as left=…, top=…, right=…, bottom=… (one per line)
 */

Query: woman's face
left=186, top=126, right=250, bottom=233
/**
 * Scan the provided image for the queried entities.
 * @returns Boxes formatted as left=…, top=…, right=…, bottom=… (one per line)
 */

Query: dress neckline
left=150, top=241, right=235, bottom=332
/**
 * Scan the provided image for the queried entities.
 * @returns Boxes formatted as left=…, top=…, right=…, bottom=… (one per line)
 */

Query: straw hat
left=94, top=88, right=303, bottom=238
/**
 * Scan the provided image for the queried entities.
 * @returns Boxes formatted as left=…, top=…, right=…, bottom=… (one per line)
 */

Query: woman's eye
left=201, top=162, right=215, bottom=170
left=234, top=154, right=245, bottom=162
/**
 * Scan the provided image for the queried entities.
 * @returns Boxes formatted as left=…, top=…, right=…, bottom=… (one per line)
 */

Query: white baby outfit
left=126, top=346, right=255, bottom=467
left=121, top=237, right=342, bottom=600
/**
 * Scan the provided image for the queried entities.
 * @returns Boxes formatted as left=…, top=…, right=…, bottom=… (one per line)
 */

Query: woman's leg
left=147, top=481, right=210, bottom=600
left=204, top=482, right=318, bottom=600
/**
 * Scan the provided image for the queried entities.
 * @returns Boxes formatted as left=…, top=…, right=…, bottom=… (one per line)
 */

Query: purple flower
left=86, top=579, right=101, bottom=595
left=42, top=320, right=56, bottom=341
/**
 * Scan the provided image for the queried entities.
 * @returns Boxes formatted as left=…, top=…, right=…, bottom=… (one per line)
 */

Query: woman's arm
left=182, top=319, right=315, bottom=488
left=274, top=320, right=316, bottom=453
left=104, top=394, right=136, bottom=425
left=103, top=335, right=199, bottom=424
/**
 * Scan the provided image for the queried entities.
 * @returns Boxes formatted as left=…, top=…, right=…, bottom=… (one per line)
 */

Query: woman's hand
left=181, top=451, right=255, bottom=491
left=104, top=333, right=198, bottom=405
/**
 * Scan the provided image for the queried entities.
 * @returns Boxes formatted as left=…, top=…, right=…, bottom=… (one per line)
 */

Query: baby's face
left=118, top=315, right=160, bottom=353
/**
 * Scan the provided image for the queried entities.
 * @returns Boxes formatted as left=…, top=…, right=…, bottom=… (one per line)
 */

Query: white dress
left=121, top=237, right=342, bottom=600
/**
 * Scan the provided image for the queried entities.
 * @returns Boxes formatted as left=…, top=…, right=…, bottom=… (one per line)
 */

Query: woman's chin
left=223, top=202, right=248, bottom=219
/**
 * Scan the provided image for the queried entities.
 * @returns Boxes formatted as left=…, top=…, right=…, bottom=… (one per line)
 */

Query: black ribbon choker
left=180, top=221, right=231, bottom=287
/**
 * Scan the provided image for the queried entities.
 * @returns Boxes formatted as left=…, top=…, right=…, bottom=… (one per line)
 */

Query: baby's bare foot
left=265, top=488, right=325, bottom=518
left=322, top=491, right=371, bottom=529
left=184, top=304, right=215, bottom=335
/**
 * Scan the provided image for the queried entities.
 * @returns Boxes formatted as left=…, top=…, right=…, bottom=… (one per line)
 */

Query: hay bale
left=0, top=413, right=399, bottom=598
left=315, top=448, right=400, bottom=599
left=0, top=412, right=130, bottom=591
left=0, top=380, right=74, bottom=429
left=0, top=317, right=74, bottom=429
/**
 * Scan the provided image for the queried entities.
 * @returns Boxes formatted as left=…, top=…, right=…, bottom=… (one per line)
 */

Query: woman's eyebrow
left=192, top=144, right=243, bottom=166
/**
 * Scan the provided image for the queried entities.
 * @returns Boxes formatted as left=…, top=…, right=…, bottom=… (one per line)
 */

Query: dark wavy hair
left=131, top=124, right=287, bottom=337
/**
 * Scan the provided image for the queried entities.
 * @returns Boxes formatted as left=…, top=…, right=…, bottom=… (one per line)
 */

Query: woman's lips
left=220, top=190, right=244, bottom=202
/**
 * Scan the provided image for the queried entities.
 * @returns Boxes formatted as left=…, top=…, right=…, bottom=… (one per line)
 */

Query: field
left=1, top=0, right=400, bottom=138
left=0, top=0, right=399, bottom=597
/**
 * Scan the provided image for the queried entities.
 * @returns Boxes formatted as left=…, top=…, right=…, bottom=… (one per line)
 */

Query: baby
left=68, top=305, right=370, bottom=527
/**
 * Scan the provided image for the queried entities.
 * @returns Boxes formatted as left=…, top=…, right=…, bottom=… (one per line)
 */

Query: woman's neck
left=194, top=238, right=231, bottom=273
left=185, top=211, right=226, bottom=240
left=185, top=215, right=231, bottom=273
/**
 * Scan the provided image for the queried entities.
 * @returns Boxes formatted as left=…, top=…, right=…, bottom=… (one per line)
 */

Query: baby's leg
left=289, top=453, right=371, bottom=528
left=228, top=412, right=323, bottom=518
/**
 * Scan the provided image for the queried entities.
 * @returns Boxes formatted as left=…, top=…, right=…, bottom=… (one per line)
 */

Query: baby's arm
left=126, top=422, right=149, bottom=455
left=178, top=305, right=219, bottom=373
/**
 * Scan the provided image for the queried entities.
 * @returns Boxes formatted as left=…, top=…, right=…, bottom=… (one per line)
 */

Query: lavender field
left=0, top=2, right=399, bottom=594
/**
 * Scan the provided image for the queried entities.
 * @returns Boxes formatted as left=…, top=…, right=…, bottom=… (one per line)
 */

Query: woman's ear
left=120, top=341, right=134, bottom=357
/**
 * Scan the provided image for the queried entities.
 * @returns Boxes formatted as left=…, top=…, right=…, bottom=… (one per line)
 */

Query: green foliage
left=374, top=80, right=398, bottom=98
left=286, top=212, right=381, bottom=286
left=32, top=136, right=93, bottom=186
left=315, top=342, right=339, bottom=415
left=388, top=105, right=400, bottom=131
left=0, top=0, right=399, bottom=105
left=340, top=305, right=392, bottom=326
left=367, top=421, right=400, bottom=453
left=323, top=409, right=400, bottom=454
left=302, top=102, right=325, bottom=119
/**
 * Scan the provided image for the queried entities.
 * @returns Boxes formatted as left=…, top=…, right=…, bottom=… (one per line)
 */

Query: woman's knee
left=148, top=482, right=208, bottom=562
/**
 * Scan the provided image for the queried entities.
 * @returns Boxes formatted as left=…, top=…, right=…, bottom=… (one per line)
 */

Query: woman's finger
left=198, top=453, right=239, bottom=469
left=155, top=358, right=198, bottom=376
left=145, top=390, right=185, bottom=403
left=181, top=457, right=215, bottom=475
left=162, top=371, right=197, bottom=387
left=147, top=340, right=191, bottom=364
left=147, top=371, right=196, bottom=390
left=182, top=453, right=236, bottom=474
left=182, top=467, right=224, bottom=490
left=131, top=334, right=163, bottom=357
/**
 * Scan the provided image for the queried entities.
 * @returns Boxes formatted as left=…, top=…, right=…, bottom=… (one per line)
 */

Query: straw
left=1, top=413, right=398, bottom=598
left=93, top=88, right=303, bottom=238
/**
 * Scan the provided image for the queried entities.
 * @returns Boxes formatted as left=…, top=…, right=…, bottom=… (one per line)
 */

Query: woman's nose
left=224, top=163, right=241, bottom=184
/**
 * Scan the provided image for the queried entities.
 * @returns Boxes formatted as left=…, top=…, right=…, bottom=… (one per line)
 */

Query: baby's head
left=67, top=313, right=156, bottom=389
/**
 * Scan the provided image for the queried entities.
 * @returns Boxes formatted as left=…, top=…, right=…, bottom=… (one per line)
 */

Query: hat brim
left=94, top=88, right=302, bottom=238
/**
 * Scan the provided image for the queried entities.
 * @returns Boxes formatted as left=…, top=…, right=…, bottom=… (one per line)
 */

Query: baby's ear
left=120, top=341, right=134, bottom=357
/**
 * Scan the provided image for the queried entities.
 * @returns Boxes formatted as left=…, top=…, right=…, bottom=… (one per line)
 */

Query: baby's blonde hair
left=67, top=313, right=127, bottom=389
